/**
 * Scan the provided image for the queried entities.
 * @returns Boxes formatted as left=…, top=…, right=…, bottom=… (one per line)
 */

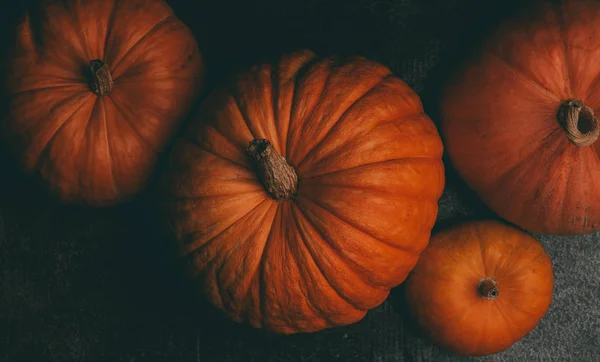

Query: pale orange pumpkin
left=405, top=220, right=554, bottom=356
left=160, top=50, right=445, bottom=334
left=441, top=0, right=600, bottom=234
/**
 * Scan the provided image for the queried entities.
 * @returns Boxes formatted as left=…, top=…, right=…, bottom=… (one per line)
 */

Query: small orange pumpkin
left=5, top=0, right=205, bottom=206
left=405, top=220, right=554, bottom=356
left=160, top=50, right=445, bottom=334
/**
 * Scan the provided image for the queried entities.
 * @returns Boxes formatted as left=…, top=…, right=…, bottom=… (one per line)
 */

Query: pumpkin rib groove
left=110, top=14, right=175, bottom=77
left=481, top=128, right=562, bottom=195
left=284, top=54, right=321, bottom=156
left=181, top=137, right=250, bottom=171
left=292, top=204, right=385, bottom=289
left=34, top=93, right=92, bottom=172
left=290, top=206, right=368, bottom=311
left=256, top=205, right=283, bottom=329
left=287, top=58, right=334, bottom=162
left=238, top=202, right=277, bottom=325
left=282, top=205, right=335, bottom=329
left=102, top=0, right=119, bottom=57
left=98, top=98, right=119, bottom=195
left=11, top=84, right=86, bottom=97
left=493, top=300, right=522, bottom=343
left=180, top=197, right=270, bottom=259
left=296, top=194, right=416, bottom=254
left=211, top=201, right=277, bottom=319
left=284, top=208, right=338, bottom=326
left=66, top=4, right=92, bottom=61
left=474, top=223, right=489, bottom=276
left=203, top=117, right=249, bottom=162
left=105, top=95, right=155, bottom=152
left=304, top=157, right=438, bottom=181
left=553, top=4, right=573, bottom=95
left=486, top=51, right=559, bottom=101
left=269, top=63, right=282, bottom=153
left=295, top=72, right=391, bottom=169
left=228, top=90, right=258, bottom=140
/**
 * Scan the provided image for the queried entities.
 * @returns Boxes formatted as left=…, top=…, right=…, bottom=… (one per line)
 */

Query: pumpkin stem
left=247, top=139, right=298, bottom=201
left=477, top=277, right=499, bottom=300
left=88, top=59, right=113, bottom=96
left=557, top=99, right=599, bottom=147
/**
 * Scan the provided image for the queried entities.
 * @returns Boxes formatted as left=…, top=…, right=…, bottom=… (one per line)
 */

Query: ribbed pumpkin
left=441, top=0, right=600, bottom=234
left=405, top=220, right=554, bottom=356
left=160, top=50, right=445, bottom=334
left=5, top=0, right=204, bottom=206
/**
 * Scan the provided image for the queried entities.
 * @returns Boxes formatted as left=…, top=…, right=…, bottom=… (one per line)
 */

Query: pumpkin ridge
left=281, top=204, right=335, bottom=328
left=109, top=14, right=175, bottom=78
left=289, top=205, right=370, bottom=311
left=104, top=95, right=155, bottom=152
left=553, top=3, right=574, bottom=95
left=180, top=197, right=271, bottom=258
left=295, top=72, right=391, bottom=169
left=237, top=202, right=277, bottom=325
left=296, top=194, right=418, bottom=254
left=284, top=53, right=321, bottom=157
left=286, top=58, right=335, bottom=163
left=33, top=93, right=92, bottom=172
left=473, top=223, right=490, bottom=276
left=293, top=203, right=379, bottom=288
left=486, top=51, right=560, bottom=101
left=303, top=157, right=440, bottom=183
left=102, top=0, right=119, bottom=57
left=182, top=137, right=251, bottom=171
left=97, top=98, right=119, bottom=195
left=11, top=84, right=86, bottom=97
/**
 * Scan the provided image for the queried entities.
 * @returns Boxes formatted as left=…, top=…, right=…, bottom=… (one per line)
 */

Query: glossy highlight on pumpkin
left=441, top=0, right=600, bottom=235
left=5, top=0, right=205, bottom=206
left=160, top=50, right=445, bottom=334
left=405, top=220, right=554, bottom=356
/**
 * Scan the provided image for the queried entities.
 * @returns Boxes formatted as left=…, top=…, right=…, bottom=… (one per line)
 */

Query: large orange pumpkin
left=405, top=220, right=554, bottom=356
left=160, top=50, right=445, bottom=334
left=440, top=0, right=600, bottom=234
left=5, top=0, right=204, bottom=206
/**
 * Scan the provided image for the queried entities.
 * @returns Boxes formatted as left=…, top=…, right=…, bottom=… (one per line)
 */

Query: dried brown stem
left=88, top=59, right=113, bottom=96
left=247, top=139, right=298, bottom=201
left=557, top=99, right=599, bottom=147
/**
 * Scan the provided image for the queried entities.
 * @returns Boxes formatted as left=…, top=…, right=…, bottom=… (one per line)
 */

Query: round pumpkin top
left=441, top=0, right=600, bottom=235
left=160, top=50, right=445, bottom=334
left=405, top=220, right=554, bottom=356
left=5, top=0, right=205, bottom=206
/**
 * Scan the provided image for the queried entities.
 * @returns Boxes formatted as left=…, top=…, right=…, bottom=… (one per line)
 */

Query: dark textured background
left=1, top=0, right=599, bottom=361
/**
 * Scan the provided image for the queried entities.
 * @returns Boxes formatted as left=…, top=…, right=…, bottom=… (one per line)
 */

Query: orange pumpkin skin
left=405, top=220, right=554, bottom=356
left=6, top=0, right=205, bottom=206
left=161, top=50, right=445, bottom=334
left=440, top=0, right=600, bottom=235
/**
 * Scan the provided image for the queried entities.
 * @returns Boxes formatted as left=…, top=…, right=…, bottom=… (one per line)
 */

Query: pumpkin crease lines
left=290, top=206, right=364, bottom=311
left=297, top=195, right=414, bottom=254
left=106, top=96, right=155, bottom=152
left=238, top=201, right=277, bottom=321
left=254, top=204, right=280, bottom=328
left=304, top=157, right=435, bottom=181
left=182, top=137, right=251, bottom=170
left=99, top=98, right=119, bottom=195
left=287, top=59, right=333, bottom=162
left=285, top=55, right=322, bottom=157
left=181, top=198, right=269, bottom=258
left=487, top=51, right=559, bottom=101
left=553, top=4, right=573, bottom=95
left=110, top=14, right=175, bottom=78
left=296, top=72, right=389, bottom=169
left=12, top=84, right=84, bottom=97
left=293, top=204, right=380, bottom=288
left=103, top=0, right=119, bottom=58
left=285, top=206, right=335, bottom=325
left=36, top=94, right=90, bottom=171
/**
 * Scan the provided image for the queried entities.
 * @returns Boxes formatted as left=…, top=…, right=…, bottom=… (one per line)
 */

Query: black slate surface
left=1, top=0, right=599, bottom=361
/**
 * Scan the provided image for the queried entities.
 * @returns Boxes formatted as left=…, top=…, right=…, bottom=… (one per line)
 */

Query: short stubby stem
left=478, top=277, right=499, bottom=300
left=247, top=138, right=298, bottom=201
left=88, top=59, right=113, bottom=96
left=557, top=99, right=599, bottom=147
